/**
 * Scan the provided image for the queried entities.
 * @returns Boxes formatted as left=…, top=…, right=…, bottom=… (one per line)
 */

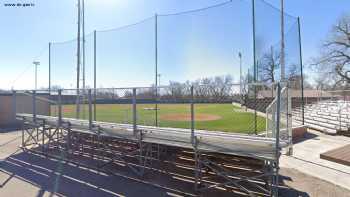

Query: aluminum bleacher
left=293, top=100, right=350, bottom=135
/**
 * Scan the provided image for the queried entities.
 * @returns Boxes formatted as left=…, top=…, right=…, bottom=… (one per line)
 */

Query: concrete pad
left=280, top=168, right=350, bottom=197
left=281, top=130, right=350, bottom=190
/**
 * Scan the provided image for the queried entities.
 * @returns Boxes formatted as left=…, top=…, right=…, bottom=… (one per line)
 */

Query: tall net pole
left=82, top=0, right=86, bottom=118
left=280, top=0, right=285, bottom=81
left=82, top=0, right=85, bottom=91
left=252, top=0, right=256, bottom=82
left=252, top=0, right=257, bottom=134
left=76, top=0, right=81, bottom=119
left=48, top=42, right=51, bottom=116
left=155, top=14, right=158, bottom=127
left=48, top=42, right=51, bottom=93
left=94, top=30, right=97, bottom=121
left=297, top=17, right=305, bottom=125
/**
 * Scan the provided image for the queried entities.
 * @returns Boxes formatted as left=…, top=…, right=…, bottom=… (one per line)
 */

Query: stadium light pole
left=33, top=61, right=40, bottom=90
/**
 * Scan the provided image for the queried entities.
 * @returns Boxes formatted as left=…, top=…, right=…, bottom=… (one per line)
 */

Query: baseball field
left=52, top=103, right=266, bottom=134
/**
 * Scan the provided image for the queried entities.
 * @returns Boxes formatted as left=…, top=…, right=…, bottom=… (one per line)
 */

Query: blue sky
left=0, top=0, right=349, bottom=89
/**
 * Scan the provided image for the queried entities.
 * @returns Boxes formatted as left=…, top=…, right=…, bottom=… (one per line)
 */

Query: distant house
left=256, top=89, right=349, bottom=108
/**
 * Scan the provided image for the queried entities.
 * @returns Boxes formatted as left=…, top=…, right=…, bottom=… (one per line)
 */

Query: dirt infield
left=160, top=113, right=221, bottom=121
left=63, top=108, right=73, bottom=113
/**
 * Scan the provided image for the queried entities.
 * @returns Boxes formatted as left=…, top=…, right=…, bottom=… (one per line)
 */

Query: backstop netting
left=96, top=17, right=155, bottom=88
left=50, top=39, right=78, bottom=89
left=254, top=0, right=303, bottom=127
left=14, top=0, right=303, bottom=134
left=157, top=0, right=252, bottom=85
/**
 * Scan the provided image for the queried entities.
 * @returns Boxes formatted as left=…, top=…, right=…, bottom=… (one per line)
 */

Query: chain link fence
left=13, top=82, right=290, bottom=141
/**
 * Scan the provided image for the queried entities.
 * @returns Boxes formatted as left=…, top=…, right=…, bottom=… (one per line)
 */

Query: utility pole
left=33, top=61, right=40, bottom=90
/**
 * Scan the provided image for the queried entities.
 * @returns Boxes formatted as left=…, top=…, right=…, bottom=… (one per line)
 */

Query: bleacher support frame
left=16, top=84, right=285, bottom=197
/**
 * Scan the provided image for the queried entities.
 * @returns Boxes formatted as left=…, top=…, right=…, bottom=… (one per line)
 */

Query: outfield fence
left=13, top=82, right=291, bottom=137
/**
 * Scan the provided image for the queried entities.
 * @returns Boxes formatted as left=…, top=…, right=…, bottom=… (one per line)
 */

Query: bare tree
left=287, top=64, right=303, bottom=89
left=314, top=74, right=331, bottom=90
left=259, top=46, right=280, bottom=83
left=193, top=78, right=211, bottom=99
left=165, top=75, right=233, bottom=101
left=212, top=75, right=233, bottom=101
left=50, top=85, right=63, bottom=90
left=314, top=15, right=350, bottom=87
left=166, top=81, right=188, bottom=99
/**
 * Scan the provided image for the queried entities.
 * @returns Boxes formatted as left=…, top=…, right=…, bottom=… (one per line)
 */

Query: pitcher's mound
left=160, top=113, right=221, bottom=122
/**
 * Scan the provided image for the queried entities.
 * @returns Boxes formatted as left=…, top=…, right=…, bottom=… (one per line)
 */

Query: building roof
left=257, top=89, right=333, bottom=98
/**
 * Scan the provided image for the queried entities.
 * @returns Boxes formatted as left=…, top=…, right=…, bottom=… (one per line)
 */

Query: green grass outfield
left=52, top=104, right=266, bottom=134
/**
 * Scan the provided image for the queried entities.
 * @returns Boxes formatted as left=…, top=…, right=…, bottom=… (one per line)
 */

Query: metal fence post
left=339, top=108, right=342, bottom=132
left=12, top=90, right=16, bottom=124
left=297, top=17, right=305, bottom=125
left=58, top=89, right=62, bottom=126
left=32, top=90, right=37, bottom=122
left=32, top=90, right=39, bottom=142
left=191, top=86, right=195, bottom=144
left=49, top=42, right=51, bottom=94
left=94, top=30, right=97, bottom=121
left=133, top=88, right=137, bottom=135
left=88, top=89, right=92, bottom=130
left=287, top=85, right=293, bottom=155
left=274, top=83, right=281, bottom=197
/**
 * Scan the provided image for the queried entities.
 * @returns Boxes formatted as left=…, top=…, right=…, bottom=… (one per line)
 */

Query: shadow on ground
left=0, top=126, right=21, bottom=133
left=279, top=174, right=310, bottom=197
left=293, top=131, right=319, bottom=144
left=1, top=150, right=178, bottom=197
left=0, top=149, right=312, bottom=197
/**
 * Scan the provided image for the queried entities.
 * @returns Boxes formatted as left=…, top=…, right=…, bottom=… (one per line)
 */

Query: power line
left=9, top=44, right=48, bottom=88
